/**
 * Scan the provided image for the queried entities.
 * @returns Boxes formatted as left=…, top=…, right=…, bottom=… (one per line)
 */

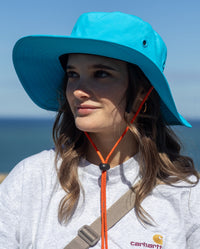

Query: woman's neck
left=85, top=130, right=138, bottom=168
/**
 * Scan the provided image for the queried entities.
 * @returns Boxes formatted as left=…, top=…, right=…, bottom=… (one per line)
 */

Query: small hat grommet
left=142, top=39, right=148, bottom=48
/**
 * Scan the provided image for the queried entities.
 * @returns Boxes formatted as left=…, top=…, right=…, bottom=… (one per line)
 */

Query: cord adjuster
left=99, top=163, right=110, bottom=171
left=78, top=225, right=100, bottom=246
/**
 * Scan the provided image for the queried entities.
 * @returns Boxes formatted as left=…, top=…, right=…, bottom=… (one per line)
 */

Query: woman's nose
left=73, top=78, right=91, bottom=99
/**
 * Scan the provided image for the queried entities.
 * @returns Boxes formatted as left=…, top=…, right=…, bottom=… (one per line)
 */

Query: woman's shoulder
left=17, top=148, right=56, bottom=170
left=156, top=175, right=200, bottom=196
left=21, top=148, right=56, bottom=165
left=185, top=177, right=200, bottom=215
left=0, top=149, right=57, bottom=191
left=154, top=176, right=200, bottom=219
left=15, top=149, right=56, bottom=175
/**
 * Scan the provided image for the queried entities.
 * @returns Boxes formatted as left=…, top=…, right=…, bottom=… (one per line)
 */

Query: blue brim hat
left=13, top=12, right=191, bottom=127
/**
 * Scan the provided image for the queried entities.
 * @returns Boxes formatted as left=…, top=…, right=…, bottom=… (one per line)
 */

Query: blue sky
left=0, top=0, right=200, bottom=119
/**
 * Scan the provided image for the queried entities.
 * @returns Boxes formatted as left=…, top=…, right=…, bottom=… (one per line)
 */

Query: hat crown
left=71, top=12, right=167, bottom=71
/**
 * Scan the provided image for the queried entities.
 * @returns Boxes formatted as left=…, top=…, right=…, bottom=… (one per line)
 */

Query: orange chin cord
left=84, top=86, right=154, bottom=249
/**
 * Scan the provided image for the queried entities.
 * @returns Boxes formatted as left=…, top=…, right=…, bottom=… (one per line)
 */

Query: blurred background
left=0, top=0, right=200, bottom=173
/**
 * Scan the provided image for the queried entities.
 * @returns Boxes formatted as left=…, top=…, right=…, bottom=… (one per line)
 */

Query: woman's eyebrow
left=66, top=65, right=75, bottom=70
left=66, top=64, right=117, bottom=71
left=91, top=64, right=116, bottom=71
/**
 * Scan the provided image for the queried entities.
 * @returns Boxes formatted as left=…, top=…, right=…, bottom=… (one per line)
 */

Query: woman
left=0, top=12, right=199, bottom=249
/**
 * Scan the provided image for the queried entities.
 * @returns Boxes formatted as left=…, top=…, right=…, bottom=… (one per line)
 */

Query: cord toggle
left=99, top=163, right=110, bottom=171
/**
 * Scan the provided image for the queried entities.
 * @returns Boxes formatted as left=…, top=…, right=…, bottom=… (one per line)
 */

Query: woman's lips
left=76, top=105, right=100, bottom=115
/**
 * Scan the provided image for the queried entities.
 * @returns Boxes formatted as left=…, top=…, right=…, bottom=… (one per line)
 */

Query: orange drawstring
left=84, top=86, right=154, bottom=249
left=84, top=132, right=109, bottom=249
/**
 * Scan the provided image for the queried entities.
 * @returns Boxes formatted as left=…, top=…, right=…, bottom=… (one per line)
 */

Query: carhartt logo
left=130, top=234, right=163, bottom=248
left=153, top=234, right=163, bottom=245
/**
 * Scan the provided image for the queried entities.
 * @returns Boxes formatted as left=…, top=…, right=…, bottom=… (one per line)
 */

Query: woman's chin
left=75, top=120, right=98, bottom=133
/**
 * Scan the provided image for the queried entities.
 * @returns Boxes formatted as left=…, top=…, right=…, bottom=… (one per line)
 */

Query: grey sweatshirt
left=0, top=149, right=200, bottom=249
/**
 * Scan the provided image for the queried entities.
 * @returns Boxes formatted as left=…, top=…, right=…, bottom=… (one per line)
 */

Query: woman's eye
left=66, top=71, right=79, bottom=78
left=94, top=70, right=110, bottom=78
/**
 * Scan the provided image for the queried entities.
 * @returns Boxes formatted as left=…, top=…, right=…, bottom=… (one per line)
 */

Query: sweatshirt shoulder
left=153, top=176, right=200, bottom=216
left=188, top=179, right=200, bottom=215
left=18, top=149, right=57, bottom=172
left=1, top=149, right=57, bottom=189
left=20, top=149, right=58, bottom=181
left=22, top=149, right=56, bottom=164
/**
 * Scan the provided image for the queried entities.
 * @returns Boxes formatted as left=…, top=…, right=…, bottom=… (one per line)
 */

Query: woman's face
left=66, top=54, right=129, bottom=135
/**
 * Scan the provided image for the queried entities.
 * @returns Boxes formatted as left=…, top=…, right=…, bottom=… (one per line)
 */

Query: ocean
left=0, top=118, right=199, bottom=173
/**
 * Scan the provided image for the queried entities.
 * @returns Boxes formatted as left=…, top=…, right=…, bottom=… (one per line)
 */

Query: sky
left=0, top=0, right=200, bottom=119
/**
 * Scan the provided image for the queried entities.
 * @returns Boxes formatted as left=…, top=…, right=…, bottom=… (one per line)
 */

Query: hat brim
left=13, top=35, right=191, bottom=127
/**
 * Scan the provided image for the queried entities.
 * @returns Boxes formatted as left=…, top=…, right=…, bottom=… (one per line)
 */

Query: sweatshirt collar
left=79, top=155, right=140, bottom=184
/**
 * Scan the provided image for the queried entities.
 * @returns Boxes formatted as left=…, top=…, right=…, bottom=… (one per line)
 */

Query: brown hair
left=53, top=61, right=199, bottom=224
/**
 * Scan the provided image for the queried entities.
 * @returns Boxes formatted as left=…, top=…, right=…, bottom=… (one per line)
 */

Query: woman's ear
left=127, top=87, right=148, bottom=114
